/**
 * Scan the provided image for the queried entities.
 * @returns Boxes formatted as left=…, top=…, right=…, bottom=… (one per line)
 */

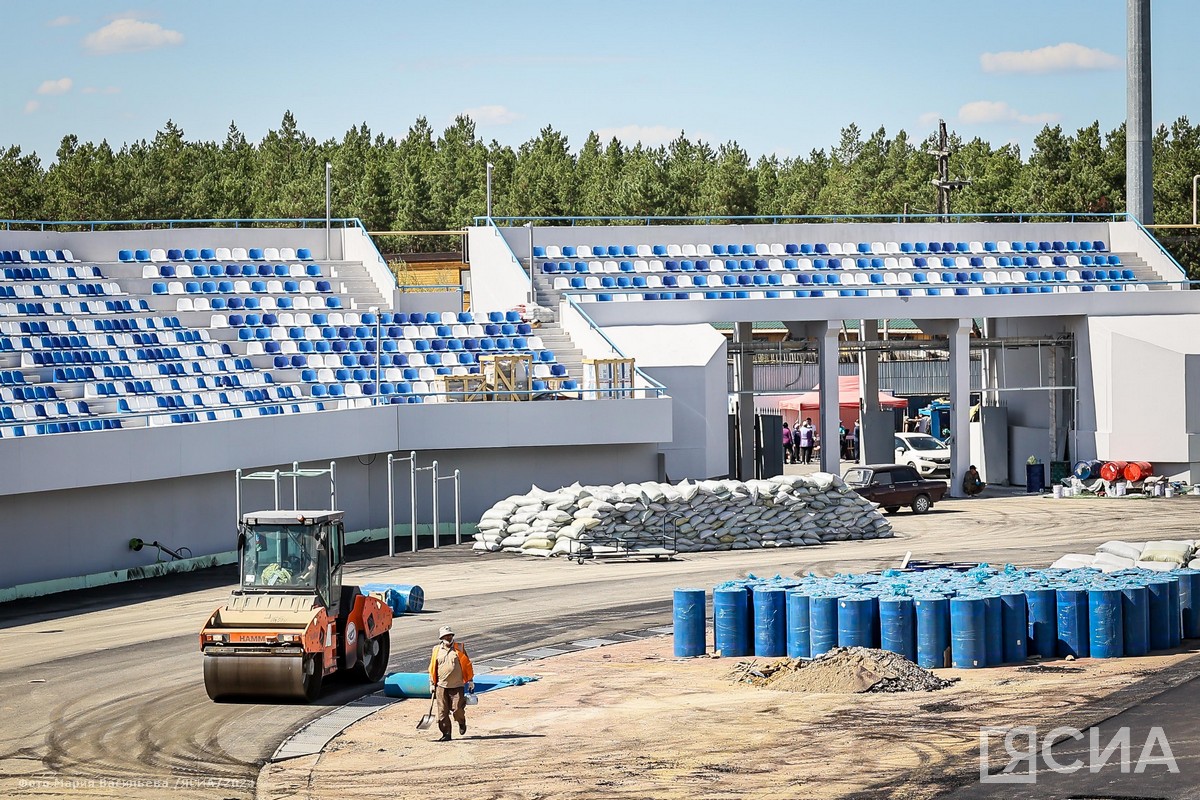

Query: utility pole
left=927, top=120, right=970, bottom=221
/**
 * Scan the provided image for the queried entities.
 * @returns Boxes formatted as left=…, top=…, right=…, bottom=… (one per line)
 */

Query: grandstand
left=3, top=213, right=1199, bottom=597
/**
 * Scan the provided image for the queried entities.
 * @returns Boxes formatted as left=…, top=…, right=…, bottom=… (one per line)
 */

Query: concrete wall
left=602, top=324, right=730, bottom=480
left=0, top=226, right=341, bottom=263
left=0, top=397, right=671, bottom=588
left=340, top=224, right=396, bottom=302
left=465, top=225, right=530, bottom=312
left=395, top=290, right=461, bottom=314
left=493, top=221, right=1118, bottom=258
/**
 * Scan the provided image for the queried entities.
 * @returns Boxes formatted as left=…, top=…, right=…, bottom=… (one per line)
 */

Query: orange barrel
left=1123, top=461, right=1153, bottom=482
left=1100, top=461, right=1127, bottom=482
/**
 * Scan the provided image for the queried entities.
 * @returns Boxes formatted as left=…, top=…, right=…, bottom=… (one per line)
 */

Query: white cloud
left=81, top=86, right=122, bottom=95
left=24, top=100, right=39, bottom=114
left=958, top=100, right=1059, bottom=125
left=83, top=18, right=183, bottom=55
left=917, top=112, right=943, bottom=129
left=594, top=124, right=683, bottom=147
left=48, top=15, right=79, bottom=27
left=37, top=78, right=73, bottom=96
left=462, top=104, right=520, bottom=125
left=980, top=42, right=1121, bottom=74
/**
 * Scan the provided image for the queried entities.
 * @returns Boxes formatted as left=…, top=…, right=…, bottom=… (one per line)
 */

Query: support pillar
left=816, top=322, right=841, bottom=475
left=858, top=319, right=887, bottom=465
left=734, top=322, right=755, bottom=480
left=948, top=318, right=972, bottom=497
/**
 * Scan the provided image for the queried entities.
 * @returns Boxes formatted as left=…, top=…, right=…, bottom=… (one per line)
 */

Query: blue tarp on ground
left=360, top=583, right=424, bottom=614
left=383, top=671, right=539, bottom=699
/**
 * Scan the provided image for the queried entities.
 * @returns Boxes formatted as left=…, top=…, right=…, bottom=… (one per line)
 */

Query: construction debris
left=731, top=647, right=958, bottom=694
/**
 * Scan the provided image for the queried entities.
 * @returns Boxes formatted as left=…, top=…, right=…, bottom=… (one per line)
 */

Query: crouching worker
left=429, top=625, right=474, bottom=741
left=963, top=465, right=986, bottom=497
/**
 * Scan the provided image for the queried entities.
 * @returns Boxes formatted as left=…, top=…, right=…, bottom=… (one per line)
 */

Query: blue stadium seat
left=297, top=248, right=313, bottom=260
left=118, top=250, right=134, bottom=262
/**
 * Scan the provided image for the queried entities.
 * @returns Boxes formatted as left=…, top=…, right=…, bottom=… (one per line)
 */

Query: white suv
left=894, top=433, right=951, bottom=476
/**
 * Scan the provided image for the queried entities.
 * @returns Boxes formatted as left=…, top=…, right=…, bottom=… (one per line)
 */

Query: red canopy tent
left=777, top=376, right=908, bottom=433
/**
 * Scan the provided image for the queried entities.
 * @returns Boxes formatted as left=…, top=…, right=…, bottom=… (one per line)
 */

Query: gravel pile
left=473, top=475, right=892, bottom=557
left=732, top=648, right=958, bottom=694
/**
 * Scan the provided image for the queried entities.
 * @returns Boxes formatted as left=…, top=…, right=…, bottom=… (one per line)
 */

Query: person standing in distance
left=428, top=625, right=474, bottom=741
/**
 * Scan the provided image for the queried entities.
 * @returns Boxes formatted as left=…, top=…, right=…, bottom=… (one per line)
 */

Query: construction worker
left=428, top=625, right=474, bottom=741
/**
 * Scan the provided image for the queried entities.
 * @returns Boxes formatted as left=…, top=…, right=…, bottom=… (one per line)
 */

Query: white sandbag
left=1096, top=540, right=1144, bottom=561
left=1139, top=540, right=1194, bottom=565
left=1135, top=559, right=1179, bottom=572
left=1190, top=558, right=1200, bottom=570
left=1092, top=552, right=1136, bottom=571
left=1052, top=554, right=1096, bottom=569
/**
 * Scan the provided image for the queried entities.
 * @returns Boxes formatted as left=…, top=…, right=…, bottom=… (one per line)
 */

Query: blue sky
left=6, top=1, right=1198, bottom=163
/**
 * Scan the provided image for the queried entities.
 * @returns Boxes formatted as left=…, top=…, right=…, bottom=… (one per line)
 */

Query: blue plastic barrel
left=672, top=588, right=706, bottom=658
left=1088, top=588, right=1124, bottom=659
left=786, top=592, right=811, bottom=659
left=1072, top=460, right=1103, bottom=480
left=1165, top=576, right=1182, bottom=647
left=753, top=587, right=787, bottom=657
left=1026, top=588, right=1057, bottom=658
left=837, top=595, right=877, bottom=648
left=1056, top=588, right=1090, bottom=659
left=915, top=596, right=950, bottom=669
left=879, top=596, right=916, bottom=662
left=1000, top=592, right=1028, bottom=664
left=1177, top=570, right=1200, bottom=639
left=809, top=595, right=838, bottom=657
left=360, top=582, right=424, bottom=613
left=950, top=596, right=987, bottom=668
left=1146, top=579, right=1172, bottom=651
left=713, top=587, right=750, bottom=657
left=1121, top=585, right=1150, bottom=656
left=982, top=595, right=1003, bottom=666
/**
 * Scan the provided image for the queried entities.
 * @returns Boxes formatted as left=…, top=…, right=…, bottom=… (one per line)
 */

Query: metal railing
left=562, top=295, right=667, bottom=398
left=0, top=217, right=368, bottom=232
left=477, top=212, right=1131, bottom=227
left=1127, top=213, right=1189, bottom=278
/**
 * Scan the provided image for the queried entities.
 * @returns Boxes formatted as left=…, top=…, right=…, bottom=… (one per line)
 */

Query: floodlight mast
left=926, top=119, right=970, bottom=222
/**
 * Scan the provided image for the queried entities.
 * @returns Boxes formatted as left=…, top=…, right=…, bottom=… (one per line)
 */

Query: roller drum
left=203, top=652, right=321, bottom=702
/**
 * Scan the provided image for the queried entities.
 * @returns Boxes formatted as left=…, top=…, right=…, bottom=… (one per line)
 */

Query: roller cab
left=201, top=510, right=392, bottom=702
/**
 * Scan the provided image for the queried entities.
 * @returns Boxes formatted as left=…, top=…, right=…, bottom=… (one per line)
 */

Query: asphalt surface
left=1, top=493, right=1198, bottom=799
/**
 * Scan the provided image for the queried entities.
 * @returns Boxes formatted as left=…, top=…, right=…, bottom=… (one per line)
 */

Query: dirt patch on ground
left=258, top=635, right=1198, bottom=800
left=732, top=647, right=958, bottom=694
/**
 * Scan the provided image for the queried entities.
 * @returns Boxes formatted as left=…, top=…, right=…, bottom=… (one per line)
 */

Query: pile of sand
left=731, top=647, right=958, bottom=694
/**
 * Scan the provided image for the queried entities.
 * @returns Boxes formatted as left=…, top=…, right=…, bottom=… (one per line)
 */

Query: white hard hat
left=438, top=625, right=455, bottom=638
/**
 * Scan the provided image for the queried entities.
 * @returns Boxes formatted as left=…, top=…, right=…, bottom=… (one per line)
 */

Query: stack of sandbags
left=1054, top=540, right=1200, bottom=573
left=473, top=474, right=893, bottom=557
left=1136, top=539, right=1196, bottom=571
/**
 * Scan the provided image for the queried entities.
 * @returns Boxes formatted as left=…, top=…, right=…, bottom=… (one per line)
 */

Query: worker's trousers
left=436, top=686, right=466, bottom=735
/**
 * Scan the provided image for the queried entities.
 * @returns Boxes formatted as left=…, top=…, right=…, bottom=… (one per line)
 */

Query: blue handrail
left=476, top=212, right=1131, bottom=226
left=487, top=217, right=531, bottom=287
left=563, top=294, right=666, bottom=394
left=1126, top=213, right=1189, bottom=279
left=0, top=217, right=366, bottom=232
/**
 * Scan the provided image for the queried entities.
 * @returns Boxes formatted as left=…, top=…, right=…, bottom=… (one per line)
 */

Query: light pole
left=1192, top=174, right=1200, bottom=226
left=370, top=305, right=380, bottom=404
left=524, top=221, right=534, bottom=304
left=324, top=161, right=332, bottom=260
left=486, top=162, right=494, bottom=219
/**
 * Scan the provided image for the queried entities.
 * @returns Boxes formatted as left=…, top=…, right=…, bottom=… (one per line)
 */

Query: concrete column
left=816, top=322, right=842, bottom=474
left=948, top=318, right=972, bottom=497
left=858, top=319, right=882, bottom=464
left=1127, top=0, right=1153, bottom=223
left=734, top=322, right=755, bottom=480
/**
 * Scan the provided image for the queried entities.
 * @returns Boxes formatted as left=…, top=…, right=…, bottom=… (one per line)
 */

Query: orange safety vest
left=429, top=641, right=474, bottom=685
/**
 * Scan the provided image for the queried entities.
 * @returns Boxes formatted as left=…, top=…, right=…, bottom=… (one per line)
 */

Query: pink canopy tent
left=778, top=376, right=908, bottom=433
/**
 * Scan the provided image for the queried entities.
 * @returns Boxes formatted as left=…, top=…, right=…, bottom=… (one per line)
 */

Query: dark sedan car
left=843, top=464, right=948, bottom=514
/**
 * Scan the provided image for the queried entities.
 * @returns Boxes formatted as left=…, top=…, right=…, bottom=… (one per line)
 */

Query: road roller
left=200, top=510, right=393, bottom=702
